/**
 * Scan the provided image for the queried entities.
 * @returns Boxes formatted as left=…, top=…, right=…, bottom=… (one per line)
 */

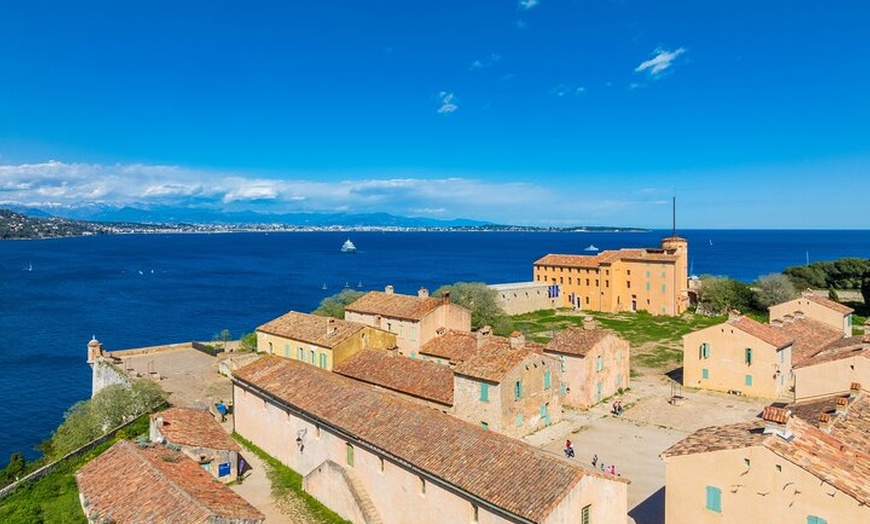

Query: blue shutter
left=705, top=486, right=721, bottom=512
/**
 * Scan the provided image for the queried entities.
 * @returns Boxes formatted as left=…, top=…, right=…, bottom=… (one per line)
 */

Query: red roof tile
left=773, top=317, right=844, bottom=364
left=534, top=247, right=678, bottom=269
left=804, top=294, right=855, bottom=315
left=544, top=326, right=623, bottom=357
left=729, top=316, right=793, bottom=349
left=151, top=407, right=240, bottom=451
left=420, top=329, right=481, bottom=364
left=794, top=336, right=870, bottom=369
left=453, top=336, right=550, bottom=382
left=333, top=350, right=454, bottom=406
left=76, top=440, right=263, bottom=524
left=257, top=311, right=368, bottom=348
left=234, top=356, right=621, bottom=523
left=345, top=291, right=447, bottom=321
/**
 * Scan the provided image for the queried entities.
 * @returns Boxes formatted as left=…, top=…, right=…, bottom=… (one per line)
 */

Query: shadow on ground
left=629, top=486, right=664, bottom=524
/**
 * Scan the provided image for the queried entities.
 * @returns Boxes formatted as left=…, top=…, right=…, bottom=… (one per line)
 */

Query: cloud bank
left=635, top=47, right=686, bottom=76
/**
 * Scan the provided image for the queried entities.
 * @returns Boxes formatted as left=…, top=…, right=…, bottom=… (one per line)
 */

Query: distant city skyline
left=1, top=1, right=868, bottom=229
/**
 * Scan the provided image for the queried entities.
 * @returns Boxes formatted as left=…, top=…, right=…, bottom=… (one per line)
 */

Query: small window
left=661, top=284, right=666, bottom=293
left=646, top=282, right=650, bottom=291
left=480, top=383, right=489, bottom=402
left=515, top=413, right=523, bottom=427
left=743, top=458, right=750, bottom=467
left=560, top=355, right=567, bottom=372
left=471, top=504, right=479, bottom=523
left=627, top=281, right=631, bottom=288
left=581, top=505, right=591, bottom=524
left=745, top=374, right=753, bottom=386
left=544, top=370, right=551, bottom=390
left=745, top=347, right=753, bottom=366
left=700, top=343, right=710, bottom=359
left=480, top=421, right=489, bottom=430
left=419, top=476, right=426, bottom=495
left=514, top=380, right=523, bottom=400
left=346, top=443, right=354, bottom=467
left=776, top=464, right=782, bottom=472
left=807, top=517, right=828, bottom=524
left=617, top=373, right=622, bottom=386
left=379, top=457, right=385, bottom=472
left=702, top=368, right=709, bottom=379
left=705, top=486, right=721, bottom=513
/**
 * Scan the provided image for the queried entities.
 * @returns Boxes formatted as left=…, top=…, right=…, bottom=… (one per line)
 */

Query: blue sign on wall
left=218, top=462, right=231, bottom=477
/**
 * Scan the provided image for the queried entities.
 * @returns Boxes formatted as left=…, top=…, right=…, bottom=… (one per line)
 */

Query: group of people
left=611, top=400, right=624, bottom=416
left=591, top=454, right=618, bottom=475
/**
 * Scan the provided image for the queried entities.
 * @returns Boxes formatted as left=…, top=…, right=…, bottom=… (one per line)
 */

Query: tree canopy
left=432, top=281, right=508, bottom=332
left=696, top=276, right=754, bottom=316
left=312, top=289, right=365, bottom=319
left=753, top=273, right=798, bottom=309
left=783, top=257, right=870, bottom=291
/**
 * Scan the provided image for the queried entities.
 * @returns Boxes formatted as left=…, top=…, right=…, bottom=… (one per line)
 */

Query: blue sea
left=1, top=229, right=868, bottom=465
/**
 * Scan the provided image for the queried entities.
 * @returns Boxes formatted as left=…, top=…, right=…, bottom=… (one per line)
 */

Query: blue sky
left=1, top=1, right=868, bottom=228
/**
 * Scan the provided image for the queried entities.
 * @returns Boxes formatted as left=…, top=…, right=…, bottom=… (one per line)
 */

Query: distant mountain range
left=2, top=203, right=492, bottom=228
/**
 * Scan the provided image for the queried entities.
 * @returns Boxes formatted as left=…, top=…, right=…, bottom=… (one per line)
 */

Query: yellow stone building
left=533, top=236, right=689, bottom=315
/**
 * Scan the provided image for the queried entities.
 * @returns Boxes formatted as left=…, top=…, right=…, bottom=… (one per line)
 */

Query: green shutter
left=745, top=374, right=753, bottom=386
left=544, top=370, right=551, bottom=390
left=705, top=486, right=721, bottom=512
left=515, top=413, right=523, bottom=427
left=346, top=443, right=354, bottom=466
left=480, top=383, right=489, bottom=402
left=702, top=368, right=709, bottom=379
left=514, top=380, right=523, bottom=399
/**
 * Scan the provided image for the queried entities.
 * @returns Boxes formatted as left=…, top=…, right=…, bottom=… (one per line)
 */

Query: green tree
left=432, top=282, right=508, bottom=331
left=238, top=332, right=258, bottom=352
left=862, top=271, right=870, bottom=307
left=697, top=276, right=754, bottom=316
left=1, top=452, right=26, bottom=484
left=46, top=380, right=166, bottom=460
left=312, top=289, right=364, bottom=318
left=753, top=273, right=797, bottom=309
left=213, top=329, right=231, bottom=351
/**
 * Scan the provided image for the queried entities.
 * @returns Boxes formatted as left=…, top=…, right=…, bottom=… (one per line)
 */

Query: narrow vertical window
left=745, top=347, right=753, bottom=366
left=346, top=443, right=354, bottom=467
left=560, top=355, right=567, bottom=372
left=514, top=380, right=523, bottom=400
left=705, top=486, right=721, bottom=513
left=479, top=383, right=489, bottom=402
left=581, top=505, right=591, bottom=524
left=745, top=374, right=753, bottom=386
left=702, top=368, right=709, bottom=379
left=515, top=413, right=523, bottom=427
left=544, top=370, right=551, bottom=390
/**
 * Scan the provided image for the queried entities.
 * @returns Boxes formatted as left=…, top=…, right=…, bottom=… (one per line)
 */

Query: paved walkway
left=230, top=449, right=294, bottom=524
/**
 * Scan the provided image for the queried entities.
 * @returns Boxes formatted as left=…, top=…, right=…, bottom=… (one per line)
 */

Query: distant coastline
left=0, top=208, right=648, bottom=240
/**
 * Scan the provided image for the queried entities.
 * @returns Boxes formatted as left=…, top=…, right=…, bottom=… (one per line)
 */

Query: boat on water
left=341, top=239, right=357, bottom=253
left=584, top=245, right=599, bottom=252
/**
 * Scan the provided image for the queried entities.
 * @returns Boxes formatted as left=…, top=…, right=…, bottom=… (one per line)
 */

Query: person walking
left=592, top=454, right=598, bottom=467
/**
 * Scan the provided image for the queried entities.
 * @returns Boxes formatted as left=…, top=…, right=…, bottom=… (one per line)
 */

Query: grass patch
left=0, top=414, right=151, bottom=524
left=232, top=432, right=351, bottom=524
left=510, top=308, right=726, bottom=371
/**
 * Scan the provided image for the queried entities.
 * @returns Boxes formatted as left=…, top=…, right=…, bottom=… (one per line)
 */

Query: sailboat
left=584, top=245, right=599, bottom=252
left=341, top=239, right=357, bottom=253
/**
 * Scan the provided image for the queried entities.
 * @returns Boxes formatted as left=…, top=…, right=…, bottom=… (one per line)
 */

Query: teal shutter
left=702, top=368, right=709, bottom=379
left=544, top=370, right=551, bottom=390
left=705, top=486, right=721, bottom=512
left=745, top=374, right=753, bottom=386
left=480, top=383, right=489, bottom=402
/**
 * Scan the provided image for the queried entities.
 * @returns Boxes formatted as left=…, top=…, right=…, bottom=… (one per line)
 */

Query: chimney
left=385, top=285, right=394, bottom=294
left=418, top=288, right=429, bottom=298
left=442, top=291, right=451, bottom=305
left=583, top=316, right=596, bottom=331
left=728, top=309, right=742, bottom=321
left=326, top=317, right=336, bottom=336
left=801, top=288, right=814, bottom=297
left=479, top=325, right=492, bottom=337
left=835, top=396, right=848, bottom=417
left=782, top=314, right=794, bottom=324
left=819, top=413, right=833, bottom=433
left=385, top=346, right=397, bottom=357
left=793, top=310, right=804, bottom=321
left=509, top=331, right=525, bottom=349
left=770, top=318, right=783, bottom=328
left=156, top=416, right=165, bottom=427
left=850, top=382, right=861, bottom=401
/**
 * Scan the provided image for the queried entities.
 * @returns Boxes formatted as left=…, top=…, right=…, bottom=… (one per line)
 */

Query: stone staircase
left=342, top=467, right=383, bottom=524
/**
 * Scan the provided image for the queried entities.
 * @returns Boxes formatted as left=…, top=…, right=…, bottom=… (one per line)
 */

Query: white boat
left=341, top=239, right=357, bottom=253
left=584, top=245, right=599, bottom=252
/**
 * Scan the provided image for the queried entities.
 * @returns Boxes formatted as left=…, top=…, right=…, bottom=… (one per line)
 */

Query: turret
left=87, top=336, right=103, bottom=364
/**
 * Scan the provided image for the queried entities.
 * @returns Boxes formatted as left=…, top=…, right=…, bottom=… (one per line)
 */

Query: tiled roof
left=151, top=407, right=240, bottom=451
left=805, top=294, right=855, bottom=315
left=534, top=248, right=678, bottom=268
left=234, top=356, right=622, bottom=523
left=257, top=311, right=368, bottom=348
left=544, top=327, right=619, bottom=357
left=773, top=317, right=844, bottom=365
left=793, top=335, right=870, bottom=369
left=333, top=350, right=454, bottom=406
left=453, top=336, right=549, bottom=382
left=762, top=406, right=790, bottom=424
left=663, top=395, right=870, bottom=506
left=729, top=316, right=793, bottom=349
left=345, top=291, right=445, bottom=321
left=76, top=440, right=263, bottom=524
left=420, top=329, right=480, bottom=363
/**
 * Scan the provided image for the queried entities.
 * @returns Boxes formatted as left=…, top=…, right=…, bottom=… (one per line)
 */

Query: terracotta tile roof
left=234, top=356, right=622, bottom=523
left=663, top=396, right=870, bottom=506
left=729, top=316, right=793, bottom=349
left=151, top=407, right=240, bottom=451
left=333, top=350, right=454, bottom=406
left=805, top=294, right=855, bottom=315
left=762, top=406, right=790, bottom=424
left=773, top=317, right=844, bottom=365
left=534, top=248, right=677, bottom=269
left=453, top=336, right=549, bottom=382
left=793, top=335, right=870, bottom=369
left=76, top=440, right=263, bottom=524
left=257, top=311, right=369, bottom=348
left=345, top=291, right=445, bottom=321
left=544, top=327, right=621, bottom=357
left=420, top=329, right=481, bottom=364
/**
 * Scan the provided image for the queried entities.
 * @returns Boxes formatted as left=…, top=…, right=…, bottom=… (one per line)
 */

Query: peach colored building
left=233, top=356, right=629, bottom=524
left=76, top=440, right=264, bottom=524
left=149, top=407, right=242, bottom=483
left=533, top=236, right=689, bottom=316
left=256, top=310, right=396, bottom=370
left=769, top=290, right=854, bottom=337
left=544, top=322, right=630, bottom=409
left=661, top=388, right=870, bottom=524
left=489, top=282, right=558, bottom=315
left=344, top=285, right=472, bottom=357
left=682, top=312, right=794, bottom=398
left=452, top=332, right=563, bottom=438
left=793, top=334, right=870, bottom=401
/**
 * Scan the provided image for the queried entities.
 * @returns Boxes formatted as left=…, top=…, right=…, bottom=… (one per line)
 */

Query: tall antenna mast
left=672, top=196, right=676, bottom=237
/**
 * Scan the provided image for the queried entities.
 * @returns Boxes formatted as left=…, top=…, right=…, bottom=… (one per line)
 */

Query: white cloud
left=437, top=92, right=458, bottom=114
left=469, top=54, right=501, bottom=70
left=550, top=84, right=587, bottom=97
left=635, top=47, right=686, bottom=76
left=518, top=0, right=539, bottom=10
